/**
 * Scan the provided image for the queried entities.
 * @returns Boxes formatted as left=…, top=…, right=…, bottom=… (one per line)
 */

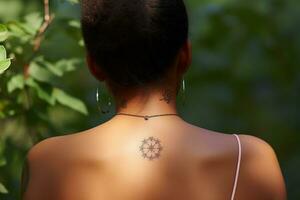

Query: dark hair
left=81, top=0, right=188, bottom=87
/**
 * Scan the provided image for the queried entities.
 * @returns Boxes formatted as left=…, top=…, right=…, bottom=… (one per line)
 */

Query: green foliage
left=0, top=183, right=8, bottom=194
left=52, top=88, right=88, bottom=115
left=0, top=24, right=11, bottom=194
left=0, top=0, right=87, bottom=197
left=67, top=0, right=79, bottom=4
left=0, top=3, right=87, bottom=117
left=0, top=27, right=11, bottom=74
left=7, top=74, right=24, bottom=93
left=0, top=45, right=11, bottom=74
left=0, top=24, right=8, bottom=42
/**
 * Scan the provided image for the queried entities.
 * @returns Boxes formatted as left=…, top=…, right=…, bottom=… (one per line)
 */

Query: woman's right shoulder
left=236, top=134, right=287, bottom=200
left=26, top=135, right=67, bottom=162
left=22, top=135, right=69, bottom=199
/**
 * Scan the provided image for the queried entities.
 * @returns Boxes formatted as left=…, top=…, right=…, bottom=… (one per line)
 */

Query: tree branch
left=33, top=0, right=54, bottom=52
left=24, top=0, right=54, bottom=78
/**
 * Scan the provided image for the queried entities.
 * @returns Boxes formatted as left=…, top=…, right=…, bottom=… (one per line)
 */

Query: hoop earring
left=177, top=78, right=187, bottom=107
left=181, top=78, right=186, bottom=106
left=96, top=85, right=113, bottom=114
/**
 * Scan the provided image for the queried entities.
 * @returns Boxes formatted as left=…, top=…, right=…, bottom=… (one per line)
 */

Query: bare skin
left=21, top=40, right=286, bottom=200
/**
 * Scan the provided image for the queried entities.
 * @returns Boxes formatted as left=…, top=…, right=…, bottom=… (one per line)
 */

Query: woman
left=21, top=0, right=287, bottom=199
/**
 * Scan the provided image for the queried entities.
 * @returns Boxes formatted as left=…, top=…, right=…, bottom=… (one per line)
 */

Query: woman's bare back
left=23, top=117, right=286, bottom=200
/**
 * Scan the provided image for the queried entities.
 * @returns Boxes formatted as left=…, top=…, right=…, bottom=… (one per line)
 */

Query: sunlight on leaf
left=24, top=12, right=43, bottom=34
left=67, top=0, right=79, bottom=4
left=55, top=58, right=82, bottom=73
left=7, top=74, right=25, bottom=93
left=68, top=20, right=80, bottom=28
left=0, top=45, right=6, bottom=60
left=0, top=59, right=11, bottom=74
left=28, top=62, right=56, bottom=83
left=0, top=182, right=8, bottom=194
left=6, top=21, right=28, bottom=36
left=0, top=45, right=12, bottom=74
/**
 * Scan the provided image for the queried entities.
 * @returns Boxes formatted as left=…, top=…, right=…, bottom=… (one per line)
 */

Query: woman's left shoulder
left=236, top=134, right=278, bottom=160
left=236, top=134, right=287, bottom=200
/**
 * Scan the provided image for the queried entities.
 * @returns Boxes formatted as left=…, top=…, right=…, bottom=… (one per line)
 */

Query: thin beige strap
left=231, top=134, right=242, bottom=200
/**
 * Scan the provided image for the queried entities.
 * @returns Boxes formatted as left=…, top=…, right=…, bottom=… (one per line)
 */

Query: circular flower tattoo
left=139, top=136, right=163, bottom=160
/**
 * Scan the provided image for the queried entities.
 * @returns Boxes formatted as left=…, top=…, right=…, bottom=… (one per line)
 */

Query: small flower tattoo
left=159, top=89, right=173, bottom=104
left=139, top=136, right=163, bottom=160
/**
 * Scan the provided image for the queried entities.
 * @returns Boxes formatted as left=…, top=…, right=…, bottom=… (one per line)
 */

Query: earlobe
left=86, top=54, right=106, bottom=81
left=187, top=39, right=192, bottom=67
left=178, top=39, right=192, bottom=75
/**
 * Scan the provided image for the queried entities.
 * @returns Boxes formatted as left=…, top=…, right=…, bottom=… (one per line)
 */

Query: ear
left=177, top=39, right=192, bottom=75
left=86, top=54, right=106, bottom=81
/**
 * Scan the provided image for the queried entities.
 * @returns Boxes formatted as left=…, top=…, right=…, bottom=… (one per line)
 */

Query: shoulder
left=237, top=134, right=287, bottom=200
left=27, top=135, right=68, bottom=163
left=26, top=128, right=102, bottom=168
left=238, top=134, right=284, bottom=173
left=25, top=133, right=84, bottom=173
left=237, top=134, right=279, bottom=165
left=22, top=135, right=70, bottom=198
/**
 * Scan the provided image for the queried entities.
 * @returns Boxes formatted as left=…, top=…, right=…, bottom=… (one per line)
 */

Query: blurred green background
left=0, top=0, right=299, bottom=199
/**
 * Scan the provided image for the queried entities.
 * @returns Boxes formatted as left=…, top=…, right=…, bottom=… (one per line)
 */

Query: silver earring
left=176, top=78, right=187, bottom=107
left=96, top=86, right=112, bottom=114
left=181, top=78, right=186, bottom=106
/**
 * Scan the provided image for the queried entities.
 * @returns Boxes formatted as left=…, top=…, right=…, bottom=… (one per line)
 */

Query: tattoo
left=139, top=136, right=163, bottom=160
left=21, top=158, right=30, bottom=199
left=159, top=89, right=173, bottom=104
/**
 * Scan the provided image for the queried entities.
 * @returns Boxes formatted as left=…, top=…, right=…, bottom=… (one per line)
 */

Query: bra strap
left=230, top=134, right=242, bottom=200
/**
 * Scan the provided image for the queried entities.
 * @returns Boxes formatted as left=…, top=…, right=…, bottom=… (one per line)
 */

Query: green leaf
left=67, top=0, right=79, bottom=4
left=45, top=62, right=64, bottom=77
left=31, top=57, right=82, bottom=78
left=24, top=12, right=43, bottom=34
left=0, top=157, right=6, bottom=167
left=25, top=78, right=55, bottom=105
left=0, top=24, right=9, bottom=42
left=68, top=20, right=81, bottom=28
left=55, top=58, right=82, bottom=73
left=0, top=59, right=11, bottom=74
left=28, top=62, right=56, bottom=83
left=33, top=56, right=64, bottom=77
left=78, top=39, right=84, bottom=47
left=7, top=21, right=28, bottom=36
left=52, top=88, right=88, bottom=115
left=6, top=14, right=42, bottom=37
left=0, top=45, right=6, bottom=60
left=7, top=74, right=25, bottom=93
left=0, top=182, right=8, bottom=194
left=0, top=45, right=12, bottom=74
